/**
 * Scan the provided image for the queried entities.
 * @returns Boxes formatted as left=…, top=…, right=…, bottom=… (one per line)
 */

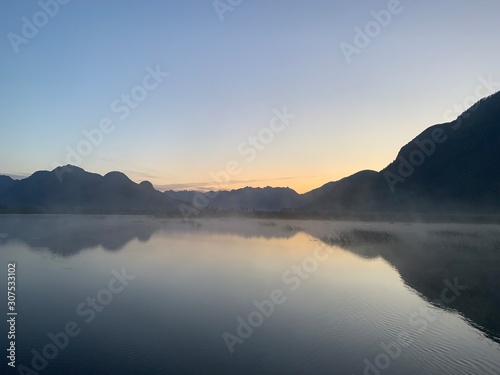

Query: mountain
left=0, top=165, right=179, bottom=212
left=381, top=91, right=500, bottom=212
left=302, top=170, right=379, bottom=210
left=307, top=92, right=500, bottom=213
left=1, top=91, right=498, bottom=215
left=165, top=186, right=302, bottom=211
left=164, top=190, right=199, bottom=203
left=0, top=176, right=16, bottom=196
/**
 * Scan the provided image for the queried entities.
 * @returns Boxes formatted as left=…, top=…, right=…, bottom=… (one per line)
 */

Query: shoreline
left=1, top=210, right=500, bottom=224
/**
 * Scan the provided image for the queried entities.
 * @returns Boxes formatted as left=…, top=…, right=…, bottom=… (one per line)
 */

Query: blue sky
left=1, top=0, right=499, bottom=192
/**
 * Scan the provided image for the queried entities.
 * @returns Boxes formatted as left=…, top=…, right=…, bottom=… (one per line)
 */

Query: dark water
left=1, top=215, right=499, bottom=375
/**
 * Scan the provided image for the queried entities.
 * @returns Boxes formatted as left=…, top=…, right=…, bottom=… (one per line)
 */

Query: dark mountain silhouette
left=0, top=176, right=16, bottom=196
left=165, top=92, right=499, bottom=214
left=0, top=165, right=179, bottom=212
left=165, top=186, right=301, bottom=211
left=164, top=190, right=199, bottom=203
left=380, top=91, right=500, bottom=212
left=307, top=91, right=500, bottom=213
left=302, top=170, right=379, bottom=210
left=1, top=91, right=498, bottom=214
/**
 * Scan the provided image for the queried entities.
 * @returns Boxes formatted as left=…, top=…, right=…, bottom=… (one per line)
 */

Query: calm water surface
left=0, top=215, right=499, bottom=375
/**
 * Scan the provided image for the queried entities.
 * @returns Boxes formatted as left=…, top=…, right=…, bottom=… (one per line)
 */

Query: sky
left=1, top=0, right=499, bottom=193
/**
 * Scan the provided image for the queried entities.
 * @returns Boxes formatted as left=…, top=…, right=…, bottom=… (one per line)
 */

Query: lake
left=1, top=215, right=499, bottom=375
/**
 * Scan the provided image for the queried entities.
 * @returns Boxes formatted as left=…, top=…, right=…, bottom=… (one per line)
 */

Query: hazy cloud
left=156, top=176, right=313, bottom=192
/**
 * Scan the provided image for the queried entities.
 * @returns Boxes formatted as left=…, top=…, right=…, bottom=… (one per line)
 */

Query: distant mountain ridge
left=0, top=166, right=178, bottom=212
left=307, top=91, right=500, bottom=213
left=1, top=91, right=499, bottom=214
left=0, top=176, right=16, bottom=196
left=165, top=186, right=302, bottom=211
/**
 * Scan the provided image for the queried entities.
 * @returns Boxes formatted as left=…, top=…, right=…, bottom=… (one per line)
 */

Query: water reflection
left=0, top=215, right=302, bottom=256
left=1, top=215, right=499, bottom=343
left=0, top=215, right=162, bottom=256
left=315, top=224, right=500, bottom=344
left=0, top=215, right=499, bottom=375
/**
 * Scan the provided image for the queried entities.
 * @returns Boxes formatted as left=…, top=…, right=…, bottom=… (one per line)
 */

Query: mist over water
left=1, top=215, right=499, bottom=375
